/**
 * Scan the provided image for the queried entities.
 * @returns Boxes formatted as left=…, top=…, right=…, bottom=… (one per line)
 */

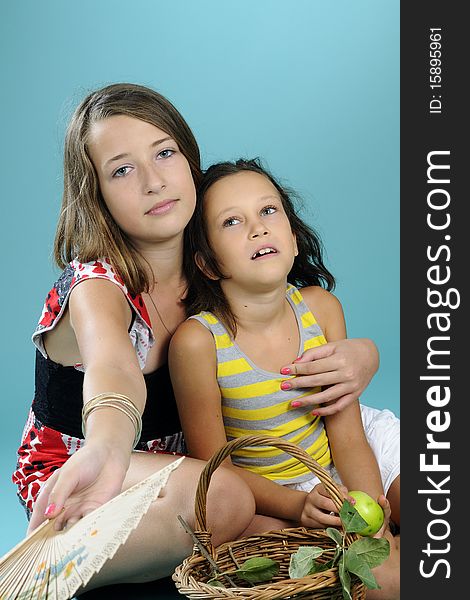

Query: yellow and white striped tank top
left=189, top=284, right=332, bottom=484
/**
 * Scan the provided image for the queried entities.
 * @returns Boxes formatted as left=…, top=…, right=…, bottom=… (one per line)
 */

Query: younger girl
left=169, top=158, right=400, bottom=598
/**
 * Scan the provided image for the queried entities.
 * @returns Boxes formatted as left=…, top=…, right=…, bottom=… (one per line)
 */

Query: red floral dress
left=12, top=259, right=185, bottom=519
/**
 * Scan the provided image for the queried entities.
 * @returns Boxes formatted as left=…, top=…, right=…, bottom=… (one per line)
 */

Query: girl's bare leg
left=365, top=483, right=400, bottom=599
left=78, top=452, right=255, bottom=591
left=367, top=530, right=400, bottom=600
left=241, top=514, right=296, bottom=537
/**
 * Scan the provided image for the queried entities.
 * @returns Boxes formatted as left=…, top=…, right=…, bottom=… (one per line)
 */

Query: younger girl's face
left=87, top=115, right=196, bottom=249
left=202, top=171, right=298, bottom=290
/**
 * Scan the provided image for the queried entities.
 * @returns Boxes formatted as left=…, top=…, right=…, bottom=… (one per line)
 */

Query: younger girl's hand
left=280, top=338, right=379, bottom=416
left=300, top=483, right=351, bottom=529
left=373, top=494, right=393, bottom=539
left=27, top=441, right=130, bottom=533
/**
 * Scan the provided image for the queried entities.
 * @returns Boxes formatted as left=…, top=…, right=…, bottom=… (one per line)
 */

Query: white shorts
left=287, top=404, right=400, bottom=496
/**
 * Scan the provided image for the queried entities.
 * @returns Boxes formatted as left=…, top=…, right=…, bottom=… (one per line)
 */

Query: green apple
left=348, top=490, right=384, bottom=536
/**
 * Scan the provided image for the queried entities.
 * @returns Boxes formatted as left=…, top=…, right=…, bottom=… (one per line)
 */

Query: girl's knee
left=205, top=466, right=255, bottom=546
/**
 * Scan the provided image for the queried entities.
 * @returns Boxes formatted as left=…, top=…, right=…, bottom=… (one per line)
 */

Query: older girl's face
left=87, top=115, right=196, bottom=249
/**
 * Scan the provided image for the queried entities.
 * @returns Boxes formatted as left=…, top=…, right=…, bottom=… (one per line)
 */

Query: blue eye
left=157, top=149, right=175, bottom=159
left=223, top=217, right=241, bottom=227
left=113, top=166, right=131, bottom=178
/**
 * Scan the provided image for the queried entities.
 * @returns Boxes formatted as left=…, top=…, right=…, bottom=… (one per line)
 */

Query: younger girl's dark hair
left=185, top=158, right=335, bottom=335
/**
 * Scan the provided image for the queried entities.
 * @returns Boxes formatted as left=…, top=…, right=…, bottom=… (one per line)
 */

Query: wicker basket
left=173, top=434, right=366, bottom=599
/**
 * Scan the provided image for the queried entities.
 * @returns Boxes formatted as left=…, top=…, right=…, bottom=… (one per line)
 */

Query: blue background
left=0, top=0, right=399, bottom=554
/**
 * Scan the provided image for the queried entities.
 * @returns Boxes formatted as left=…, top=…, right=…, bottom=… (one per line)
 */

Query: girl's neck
left=221, top=280, right=289, bottom=336
left=137, top=237, right=185, bottom=287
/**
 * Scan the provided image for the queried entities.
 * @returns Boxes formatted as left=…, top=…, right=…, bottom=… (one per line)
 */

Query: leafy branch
left=179, top=499, right=390, bottom=598
left=288, top=500, right=390, bottom=600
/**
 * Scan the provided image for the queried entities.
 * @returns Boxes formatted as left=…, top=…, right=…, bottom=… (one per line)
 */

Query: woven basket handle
left=194, top=434, right=345, bottom=533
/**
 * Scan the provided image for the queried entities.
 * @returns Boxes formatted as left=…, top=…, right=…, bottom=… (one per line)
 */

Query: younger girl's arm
left=169, top=320, right=335, bottom=527
left=301, top=287, right=383, bottom=500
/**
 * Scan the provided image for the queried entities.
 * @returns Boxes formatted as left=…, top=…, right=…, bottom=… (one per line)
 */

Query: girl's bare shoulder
left=170, top=317, right=215, bottom=354
left=299, top=285, right=343, bottom=313
left=298, top=286, right=345, bottom=338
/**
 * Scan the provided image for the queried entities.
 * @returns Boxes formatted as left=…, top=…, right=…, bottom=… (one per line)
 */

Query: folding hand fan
left=0, top=456, right=185, bottom=600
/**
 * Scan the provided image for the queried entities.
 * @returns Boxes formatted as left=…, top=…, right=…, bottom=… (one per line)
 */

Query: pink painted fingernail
left=293, top=356, right=302, bottom=362
left=291, top=401, right=302, bottom=408
left=280, top=381, right=292, bottom=390
left=312, top=412, right=320, bottom=416
left=280, top=367, right=291, bottom=375
left=44, top=503, right=56, bottom=517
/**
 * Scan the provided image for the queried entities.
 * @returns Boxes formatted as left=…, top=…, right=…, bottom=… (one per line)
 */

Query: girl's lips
left=251, top=246, right=278, bottom=260
left=145, top=199, right=177, bottom=216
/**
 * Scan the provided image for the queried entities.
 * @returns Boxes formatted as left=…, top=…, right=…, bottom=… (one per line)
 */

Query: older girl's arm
left=280, top=286, right=379, bottom=416
left=29, top=278, right=147, bottom=531
left=281, top=338, right=379, bottom=415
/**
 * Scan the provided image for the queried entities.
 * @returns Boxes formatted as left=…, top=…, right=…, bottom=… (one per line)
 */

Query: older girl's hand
left=280, top=338, right=379, bottom=416
left=27, top=440, right=130, bottom=533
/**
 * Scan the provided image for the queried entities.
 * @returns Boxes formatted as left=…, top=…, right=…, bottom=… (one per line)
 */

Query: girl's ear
left=195, top=252, right=220, bottom=281
left=293, top=233, right=299, bottom=257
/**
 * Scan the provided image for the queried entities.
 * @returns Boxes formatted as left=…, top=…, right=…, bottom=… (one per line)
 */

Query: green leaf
left=207, top=579, right=226, bottom=588
left=344, top=549, right=380, bottom=590
left=348, top=537, right=390, bottom=569
left=326, top=527, right=343, bottom=546
left=235, top=557, right=279, bottom=583
left=307, top=560, right=332, bottom=574
left=339, top=500, right=369, bottom=533
left=338, top=556, right=352, bottom=600
left=288, top=546, right=324, bottom=579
